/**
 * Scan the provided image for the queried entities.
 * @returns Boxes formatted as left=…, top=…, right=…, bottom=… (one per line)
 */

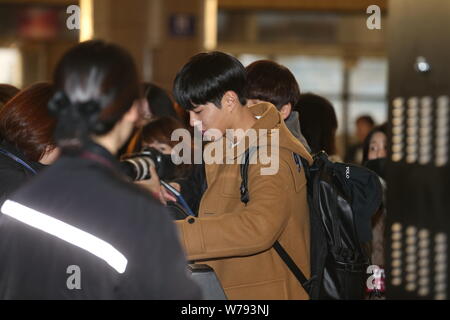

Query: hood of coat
left=218, top=102, right=313, bottom=165
left=284, top=111, right=311, bottom=153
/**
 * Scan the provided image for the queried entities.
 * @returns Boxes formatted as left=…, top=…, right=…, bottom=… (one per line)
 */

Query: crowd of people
left=0, top=40, right=387, bottom=300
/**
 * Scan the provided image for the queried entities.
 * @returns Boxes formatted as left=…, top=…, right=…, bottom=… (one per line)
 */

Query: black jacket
left=0, top=142, right=201, bottom=299
left=0, top=140, right=44, bottom=206
left=173, top=163, right=206, bottom=217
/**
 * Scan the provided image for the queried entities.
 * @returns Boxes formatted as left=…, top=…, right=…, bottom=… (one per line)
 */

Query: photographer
left=118, top=82, right=180, bottom=157
left=126, top=116, right=191, bottom=181
left=0, top=40, right=201, bottom=299
left=125, top=116, right=204, bottom=216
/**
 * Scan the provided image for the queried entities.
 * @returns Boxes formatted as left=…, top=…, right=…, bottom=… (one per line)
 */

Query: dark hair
left=357, top=115, right=375, bottom=127
left=140, top=116, right=192, bottom=178
left=125, top=116, right=190, bottom=154
left=173, top=51, right=247, bottom=110
left=362, top=123, right=388, bottom=164
left=49, top=40, right=141, bottom=152
left=245, top=60, right=300, bottom=110
left=142, top=82, right=178, bottom=119
left=141, top=116, right=186, bottom=148
left=295, top=93, right=338, bottom=155
left=0, top=84, right=19, bottom=108
left=0, top=82, right=56, bottom=162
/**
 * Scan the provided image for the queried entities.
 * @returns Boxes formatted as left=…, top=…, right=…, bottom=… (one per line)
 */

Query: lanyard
left=0, top=148, right=37, bottom=175
left=79, top=150, right=116, bottom=171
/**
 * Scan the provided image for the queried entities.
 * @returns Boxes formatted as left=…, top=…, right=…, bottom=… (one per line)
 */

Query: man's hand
left=135, top=166, right=176, bottom=205
left=168, top=182, right=181, bottom=192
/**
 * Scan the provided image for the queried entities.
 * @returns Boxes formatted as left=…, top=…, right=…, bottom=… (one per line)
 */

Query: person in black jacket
left=0, top=40, right=201, bottom=299
left=0, top=82, right=59, bottom=206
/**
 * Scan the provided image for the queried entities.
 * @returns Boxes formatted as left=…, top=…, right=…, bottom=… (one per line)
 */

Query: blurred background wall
left=0, top=0, right=388, bottom=158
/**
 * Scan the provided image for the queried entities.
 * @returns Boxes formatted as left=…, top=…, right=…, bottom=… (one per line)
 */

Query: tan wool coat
left=175, top=103, right=313, bottom=299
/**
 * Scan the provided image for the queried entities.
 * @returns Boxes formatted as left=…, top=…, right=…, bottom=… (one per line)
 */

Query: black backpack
left=240, top=149, right=382, bottom=299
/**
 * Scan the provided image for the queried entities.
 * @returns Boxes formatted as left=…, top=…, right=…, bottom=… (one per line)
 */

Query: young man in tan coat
left=173, top=52, right=313, bottom=299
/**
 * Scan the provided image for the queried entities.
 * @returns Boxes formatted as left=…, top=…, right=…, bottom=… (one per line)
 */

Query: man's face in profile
left=189, top=102, right=227, bottom=141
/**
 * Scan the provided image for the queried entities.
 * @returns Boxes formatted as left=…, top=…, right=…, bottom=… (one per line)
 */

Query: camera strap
left=80, top=150, right=116, bottom=171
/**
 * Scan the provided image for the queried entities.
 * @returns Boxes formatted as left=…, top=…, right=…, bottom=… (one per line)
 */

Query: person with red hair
left=0, top=82, right=59, bottom=205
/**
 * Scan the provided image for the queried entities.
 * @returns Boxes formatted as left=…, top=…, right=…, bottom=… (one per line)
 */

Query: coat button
left=188, top=218, right=195, bottom=224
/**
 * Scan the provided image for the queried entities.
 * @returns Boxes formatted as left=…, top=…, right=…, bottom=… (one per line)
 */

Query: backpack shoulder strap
left=239, top=149, right=311, bottom=293
left=239, top=146, right=258, bottom=205
left=241, top=149, right=307, bottom=204
left=273, top=241, right=310, bottom=287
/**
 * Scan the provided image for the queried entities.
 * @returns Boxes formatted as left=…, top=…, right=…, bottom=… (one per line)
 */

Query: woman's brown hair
left=0, top=82, right=56, bottom=162
left=141, top=116, right=187, bottom=148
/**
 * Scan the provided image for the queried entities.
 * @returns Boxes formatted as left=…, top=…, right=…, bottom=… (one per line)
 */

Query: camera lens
left=120, top=147, right=165, bottom=181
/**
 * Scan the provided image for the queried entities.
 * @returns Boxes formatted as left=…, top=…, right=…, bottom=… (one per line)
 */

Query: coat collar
left=78, top=140, right=122, bottom=172
left=0, top=139, right=46, bottom=172
left=212, top=103, right=273, bottom=162
left=284, top=111, right=311, bottom=153
left=213, top=102, right=312, bottom=164
left=215, top=102, right=312, bottom=163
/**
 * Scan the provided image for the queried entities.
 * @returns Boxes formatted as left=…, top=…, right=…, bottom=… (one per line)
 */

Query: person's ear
left=221, top=91, right=239, bottom=112
left=280, top=103, right=292, bottom=120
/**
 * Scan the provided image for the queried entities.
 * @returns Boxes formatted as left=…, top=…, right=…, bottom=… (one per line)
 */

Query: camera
left=120, top=147, right=175, bottom=181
